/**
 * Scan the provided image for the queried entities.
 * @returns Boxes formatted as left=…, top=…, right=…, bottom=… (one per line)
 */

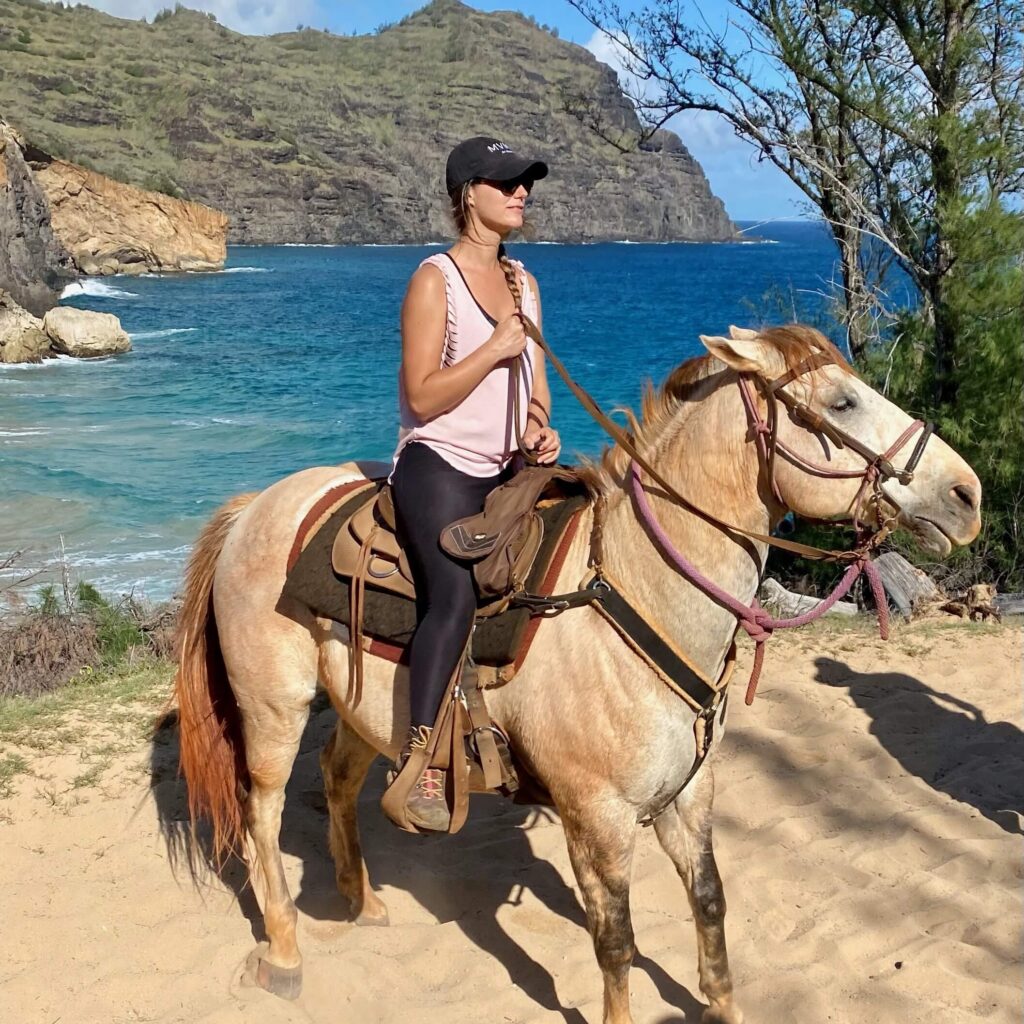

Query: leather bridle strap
left=519, top=313, right=869, bottom=563
left=740, top=362, right=932, bottom=534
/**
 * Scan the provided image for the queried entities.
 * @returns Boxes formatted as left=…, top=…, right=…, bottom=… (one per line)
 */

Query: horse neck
left=600, top=375, right=771, bottom=681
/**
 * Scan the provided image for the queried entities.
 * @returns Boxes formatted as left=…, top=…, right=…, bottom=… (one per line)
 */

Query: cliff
left=33, top=155, right=228, bottom=275
left=0, top=0, right=735, bottom=244
left=0, top=118, right=75, bottom=315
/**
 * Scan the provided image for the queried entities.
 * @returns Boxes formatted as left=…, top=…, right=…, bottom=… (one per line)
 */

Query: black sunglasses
left=478, top=177, right=535, bottom=196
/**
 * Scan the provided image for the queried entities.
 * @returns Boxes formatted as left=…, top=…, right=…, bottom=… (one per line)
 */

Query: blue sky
left=57, top=0, right=808, bottom=220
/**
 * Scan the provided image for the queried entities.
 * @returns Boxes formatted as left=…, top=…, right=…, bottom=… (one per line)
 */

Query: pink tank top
left=390, top=252, right=539, bottom=479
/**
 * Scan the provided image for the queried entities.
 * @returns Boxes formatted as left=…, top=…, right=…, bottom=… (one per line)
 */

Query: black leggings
left=391, top=442, right=511, bottom=728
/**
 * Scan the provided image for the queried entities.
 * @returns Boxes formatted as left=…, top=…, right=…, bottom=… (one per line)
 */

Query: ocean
left=0, top=221, right=846, bottom=601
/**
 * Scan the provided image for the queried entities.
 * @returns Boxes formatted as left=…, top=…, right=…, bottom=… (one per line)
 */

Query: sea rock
left=42, top=306, right=131, bottom=358
left=0, top=118, right=78, bottom=316
left=32, top=157, right=229, bottom=276
left=0, top=289, right=52, bottom=364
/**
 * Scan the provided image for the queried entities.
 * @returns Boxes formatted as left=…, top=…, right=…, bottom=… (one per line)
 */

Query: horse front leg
left=561, top=800, right=638, bottom=1024
left=653, top=767, right=743, bottom=1024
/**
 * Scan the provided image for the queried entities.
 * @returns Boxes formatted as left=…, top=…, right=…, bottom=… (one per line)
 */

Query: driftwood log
left=759, top=577, right=859, bottom=619
left=873, top=551, right=940, bottom=618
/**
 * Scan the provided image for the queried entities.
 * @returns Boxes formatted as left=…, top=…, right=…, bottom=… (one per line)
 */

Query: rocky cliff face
left=0, top=0, right=736, bottom=244
left=0, top=118, right=75, bottom=316
left=33, top=155, right=228, bottom=276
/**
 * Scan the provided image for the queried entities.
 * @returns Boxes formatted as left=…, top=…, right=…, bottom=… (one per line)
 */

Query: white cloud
left=584, top=27, right=655, bottom=104
left=43, top=0, right=319, bottom=35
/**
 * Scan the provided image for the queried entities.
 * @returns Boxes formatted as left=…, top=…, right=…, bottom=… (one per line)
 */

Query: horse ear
left=727, top=324, right=759, bottom=341
left=699, top=334, right=771, bottom=374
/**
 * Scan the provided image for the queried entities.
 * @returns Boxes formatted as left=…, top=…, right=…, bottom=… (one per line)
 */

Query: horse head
left=699, top=324, right=981, bottom=555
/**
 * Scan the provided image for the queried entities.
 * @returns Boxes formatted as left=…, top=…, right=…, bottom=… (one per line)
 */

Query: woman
left=385, top=136, right=561, bottom=831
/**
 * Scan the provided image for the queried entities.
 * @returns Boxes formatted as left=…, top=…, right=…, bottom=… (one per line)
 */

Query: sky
left=47, top=0, right=809, bottom=220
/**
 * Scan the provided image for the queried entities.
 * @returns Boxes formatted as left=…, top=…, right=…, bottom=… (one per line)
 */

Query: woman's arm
left=400, top=264, right=525, bottom=421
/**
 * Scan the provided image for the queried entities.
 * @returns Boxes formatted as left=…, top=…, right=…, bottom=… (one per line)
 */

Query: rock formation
left=0, top=289, right=52, bottom=363
left=0, top=118, right=76, bottom=316
left=0, top=0, right=736, bottom=244
left=0, top=288, right=132, bottom=362
left=42, top=305, right=132, bottom=358
left=33, top=156, right=228, bottom=276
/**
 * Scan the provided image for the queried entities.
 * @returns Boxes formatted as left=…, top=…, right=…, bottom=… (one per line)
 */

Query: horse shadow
left=814, top=656, right=1024, bottom=835
left=149, top=696, right=706, bottom=1022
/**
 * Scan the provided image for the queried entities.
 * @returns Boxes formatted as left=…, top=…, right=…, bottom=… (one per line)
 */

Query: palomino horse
left=175, top=325, right=980, bottom=1024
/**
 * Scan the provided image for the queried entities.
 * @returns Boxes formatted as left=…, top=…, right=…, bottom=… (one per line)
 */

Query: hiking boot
left=386, top=724, right=450, bottom=833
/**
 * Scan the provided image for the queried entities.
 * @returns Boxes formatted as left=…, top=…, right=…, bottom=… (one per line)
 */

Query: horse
left=173, top=324, right=981, bottom=1024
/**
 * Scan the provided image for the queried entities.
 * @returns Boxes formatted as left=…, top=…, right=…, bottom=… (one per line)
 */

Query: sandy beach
left=1, top=617, right=1020, bottom=1024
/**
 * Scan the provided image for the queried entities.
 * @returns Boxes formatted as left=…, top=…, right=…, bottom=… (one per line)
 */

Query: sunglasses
left=478, top=177, right=535, bottom=196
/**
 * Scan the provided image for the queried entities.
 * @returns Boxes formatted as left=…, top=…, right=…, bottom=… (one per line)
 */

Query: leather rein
left=516, top=314, right=932, bottom=566
left=506, top=312, right=934, bottom=822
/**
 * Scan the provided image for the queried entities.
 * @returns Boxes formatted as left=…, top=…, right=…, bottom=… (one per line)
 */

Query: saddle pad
left=280, top=489, right=590, bottom=671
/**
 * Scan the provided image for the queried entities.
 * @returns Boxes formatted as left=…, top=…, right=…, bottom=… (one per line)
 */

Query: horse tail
left=174, top=491, right=258, bottom=867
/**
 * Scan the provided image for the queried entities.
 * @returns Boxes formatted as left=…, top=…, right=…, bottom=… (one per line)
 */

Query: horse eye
left=831, top=394, right=857, bottom=413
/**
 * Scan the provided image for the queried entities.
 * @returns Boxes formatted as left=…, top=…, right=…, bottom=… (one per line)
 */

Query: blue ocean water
left=0, top=221, right=842, bottom=600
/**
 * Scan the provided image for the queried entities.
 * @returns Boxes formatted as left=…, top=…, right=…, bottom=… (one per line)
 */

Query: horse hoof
left=255, top=956, right=303, bottom=1000
left=354, top=906, right=390, bottom=927
left=702, top=1002, right=743, bottom=1024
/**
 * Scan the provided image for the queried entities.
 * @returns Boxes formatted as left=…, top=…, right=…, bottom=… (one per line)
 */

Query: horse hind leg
left=240, top=696, right=311, bottom=1000
left=320, top=719, right=389, bottom=927
left=561, top=799, right=638, bottom=1024
left=653, top=767, right=743, bottom=1024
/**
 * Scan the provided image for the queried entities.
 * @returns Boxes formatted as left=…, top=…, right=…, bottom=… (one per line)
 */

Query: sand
left=1, top=619, right=1020, bottom=1024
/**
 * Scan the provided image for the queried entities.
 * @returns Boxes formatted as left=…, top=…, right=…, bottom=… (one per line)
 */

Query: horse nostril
left=952, top=483, right=978, bottom=512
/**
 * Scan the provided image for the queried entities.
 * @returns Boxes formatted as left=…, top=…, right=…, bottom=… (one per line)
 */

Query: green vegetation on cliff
left=0, top=0, right=735, bottom=243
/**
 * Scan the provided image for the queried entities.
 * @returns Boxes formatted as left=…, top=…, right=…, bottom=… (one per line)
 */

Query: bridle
left=737, top=353, right=934, bottom=543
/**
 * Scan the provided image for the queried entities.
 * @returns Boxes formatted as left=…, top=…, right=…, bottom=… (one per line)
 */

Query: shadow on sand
left=814, top=656, right=1023, bottom=835
left=149, top=695, right=706, bottom=1022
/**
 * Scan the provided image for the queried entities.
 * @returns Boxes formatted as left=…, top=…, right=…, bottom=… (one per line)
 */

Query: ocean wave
left=221, top=266, right=271, bottom=274
left=69, top=545, right=193, bottom=568
left=129, top=327, right=198, bottom=340
left=61, top=280, right=139, bottom=299
left=172, top=415, right=240, bottom=428
left=0, top=353, right=104, bottom=371
left=0, top=427, right=49, bottom=437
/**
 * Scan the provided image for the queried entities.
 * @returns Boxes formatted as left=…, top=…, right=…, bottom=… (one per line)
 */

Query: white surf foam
left=129, top=327, right=198, bottom=340
left=61, top=280, right=139, bottom=299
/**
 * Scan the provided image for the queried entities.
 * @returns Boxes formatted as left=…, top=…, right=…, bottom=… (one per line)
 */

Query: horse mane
left=576, top=324, right=855, bottom=495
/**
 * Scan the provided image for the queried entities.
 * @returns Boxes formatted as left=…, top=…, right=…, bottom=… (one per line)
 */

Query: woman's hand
left=487, top=314, right=528, bottom=363
left=522, top=425, right=561, bottom=465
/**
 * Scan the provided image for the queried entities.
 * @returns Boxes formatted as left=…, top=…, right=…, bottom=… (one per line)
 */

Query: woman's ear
left=699, top=333, right=773, bottom=374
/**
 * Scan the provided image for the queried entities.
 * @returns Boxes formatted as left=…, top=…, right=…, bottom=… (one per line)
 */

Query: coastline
left=3, top=227, right=839, bottom=603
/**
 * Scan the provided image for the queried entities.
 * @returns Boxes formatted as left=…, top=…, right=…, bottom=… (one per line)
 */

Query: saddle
left=330, top=464, right=582, bottom=612
left=285, top=465, right=591, bottom=834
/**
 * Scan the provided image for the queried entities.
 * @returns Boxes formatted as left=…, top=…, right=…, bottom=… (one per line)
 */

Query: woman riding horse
left=385, top=136, right=562, bottom=831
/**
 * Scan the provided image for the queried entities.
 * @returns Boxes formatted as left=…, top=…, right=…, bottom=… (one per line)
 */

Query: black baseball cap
left=445, top=136, right=549, bottom=195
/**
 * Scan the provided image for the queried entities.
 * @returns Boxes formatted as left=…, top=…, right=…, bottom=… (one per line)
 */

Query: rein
left=516, top=313, right=935, bottom=705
